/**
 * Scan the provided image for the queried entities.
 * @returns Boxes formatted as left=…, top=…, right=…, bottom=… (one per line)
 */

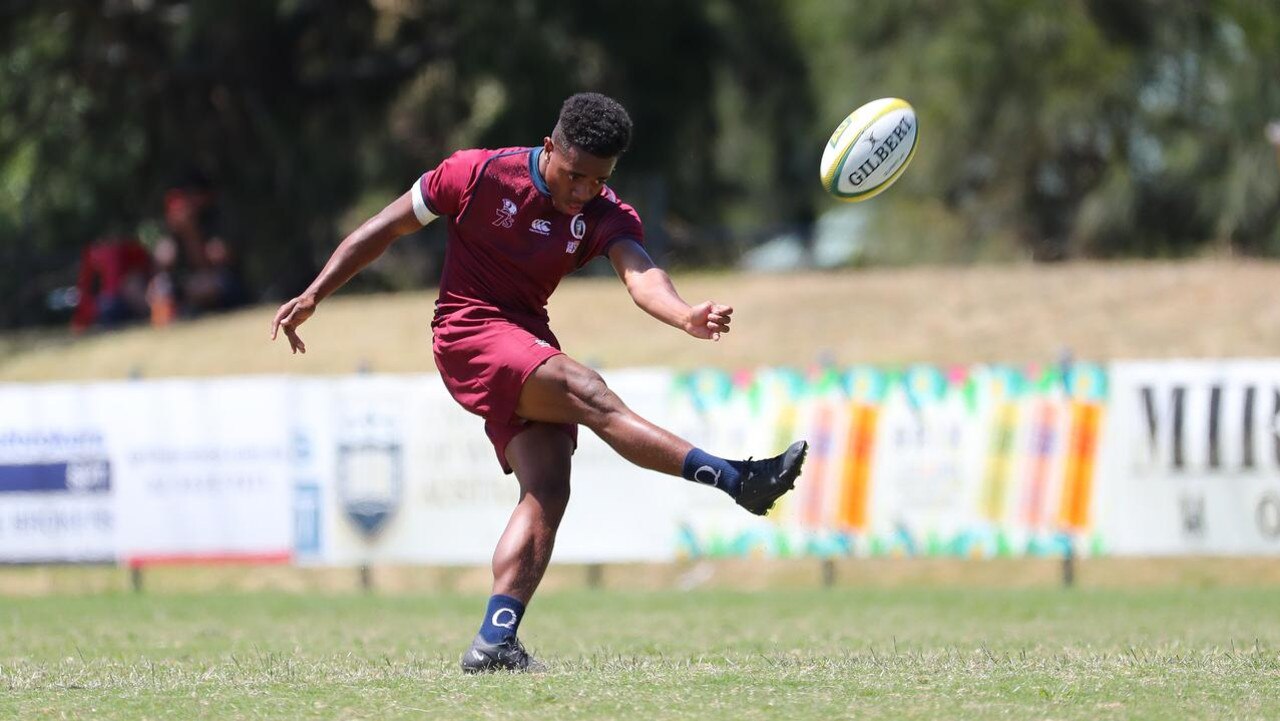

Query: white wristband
left=411, top=180, right=438, bottom=226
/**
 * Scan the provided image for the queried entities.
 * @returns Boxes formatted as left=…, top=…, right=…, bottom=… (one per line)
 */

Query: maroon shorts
left=432, top=309, right=578, bottom=474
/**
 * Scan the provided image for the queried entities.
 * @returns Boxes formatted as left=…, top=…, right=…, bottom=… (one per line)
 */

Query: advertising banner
left=295, top=371, right=682, bottom=566
left=4, top=360, right=1279, bottom=567
left=100, top=378, right=295, bottom=565
left=668, top=364, right=1108, bottom=559
left=1100, top=361, right=1280, bottom=555
left=0, top=383, right=115, bottom=563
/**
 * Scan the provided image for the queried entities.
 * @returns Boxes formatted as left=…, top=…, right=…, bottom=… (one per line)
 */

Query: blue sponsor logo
left=0, top=461, right=111, bottom=493
left=291, top=429, right=312, bottom=462
left=293, top=483, right=322, bottom=557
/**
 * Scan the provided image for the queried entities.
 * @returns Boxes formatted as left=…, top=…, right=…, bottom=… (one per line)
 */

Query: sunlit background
left=2, top=3, right=1279, bottom=719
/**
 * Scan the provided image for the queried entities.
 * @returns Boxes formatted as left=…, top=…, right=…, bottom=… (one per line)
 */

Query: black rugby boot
left=460, top=634, right=545, bottom=674
left=734, top=440, right=809, bottom=516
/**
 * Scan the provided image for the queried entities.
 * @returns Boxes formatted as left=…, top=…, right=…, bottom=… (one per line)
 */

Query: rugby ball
left=820, top=98, right=918, bottom=202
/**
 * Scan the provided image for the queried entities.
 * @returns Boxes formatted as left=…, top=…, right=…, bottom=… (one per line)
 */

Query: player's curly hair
left=554, top=92, right=632, bottom=158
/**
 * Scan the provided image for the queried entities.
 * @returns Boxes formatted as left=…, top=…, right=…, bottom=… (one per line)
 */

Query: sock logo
left=491, top=608, right=519, bottom=629
left=693, top=465, right=722, bottom=487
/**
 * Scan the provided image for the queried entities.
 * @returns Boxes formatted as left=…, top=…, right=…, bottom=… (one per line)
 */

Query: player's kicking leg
left=460, top=423, right=569, bottom=673
left=516, top=355, right=807, bottom=515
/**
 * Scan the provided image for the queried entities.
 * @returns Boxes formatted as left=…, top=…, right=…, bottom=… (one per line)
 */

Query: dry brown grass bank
left=2, top=259, right=1279, bottom=381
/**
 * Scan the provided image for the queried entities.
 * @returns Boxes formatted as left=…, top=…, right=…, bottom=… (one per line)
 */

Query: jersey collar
left=529, top=146, right=552, bottom=197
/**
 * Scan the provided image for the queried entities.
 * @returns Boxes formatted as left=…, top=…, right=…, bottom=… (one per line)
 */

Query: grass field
left=2, top=586, right=1277, bottom=720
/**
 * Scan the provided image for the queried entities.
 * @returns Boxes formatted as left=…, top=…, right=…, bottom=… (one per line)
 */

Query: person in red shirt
left=271, top=93, right=807, bottom=672
left=71, top=234, right=153, bottom=332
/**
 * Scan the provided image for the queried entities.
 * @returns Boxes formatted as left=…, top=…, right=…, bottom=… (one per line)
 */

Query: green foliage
left=0, top=0, right=817, bottom=325
left=1, top=1, right=1279, bottom=327
left=792, top=0, right=1280, bottom=261
left=0, top=1, right=425, bottom=324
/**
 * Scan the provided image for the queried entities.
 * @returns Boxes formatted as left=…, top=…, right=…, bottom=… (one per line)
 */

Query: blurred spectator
left=147, top=235, right=178, bottom=327
left=70, top=234, right=152, bottom=333
left=148, top=171, right=246, bottom=326
left=1269, top=121, right=1280, bottom=165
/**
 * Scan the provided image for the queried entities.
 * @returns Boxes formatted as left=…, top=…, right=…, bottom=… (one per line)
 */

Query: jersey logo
left=565, top=240, right=580, bottom=254
left=530, top=219, right=552, bottom=235
left=570, top=213, right=586, bottom=240
left=493, top=198, right=517, bottom=229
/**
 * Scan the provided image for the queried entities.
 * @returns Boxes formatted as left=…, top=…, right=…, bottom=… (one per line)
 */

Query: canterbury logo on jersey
left=530, top=219, right=551, bottom=235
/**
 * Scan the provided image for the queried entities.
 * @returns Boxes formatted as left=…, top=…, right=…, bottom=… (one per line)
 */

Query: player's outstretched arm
left=607, top=239, right=732, bottom=341
left=271, top=190, right=424, bottom=354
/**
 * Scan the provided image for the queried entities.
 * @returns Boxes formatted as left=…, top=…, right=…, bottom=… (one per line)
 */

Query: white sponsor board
left=1101, top=361, right=1280, bottom=555
left=0, top=383, right=115, bottom=562
left=100, top=378, right=294, bottom=563
left=296, top=371, right=681, bottom=565
left=543, top=369, right=685, bottom=563
left=0, top=372, right=681, bottom=566
left=4, top=360, right=1280, bottom=566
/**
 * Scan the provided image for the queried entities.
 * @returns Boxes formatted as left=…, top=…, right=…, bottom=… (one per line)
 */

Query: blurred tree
left=378, top=0, right=816, bottom=265
left=790, top=0, right=1280, bottom=262
left=0, top=0, right=816, bottom=326
left=0, top=0, right=447, bottom=325
left=2, top=1, right=1279, bottom=330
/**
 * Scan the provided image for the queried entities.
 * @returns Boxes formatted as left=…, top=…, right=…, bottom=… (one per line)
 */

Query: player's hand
left=270, top=295, right=317, bottom=354
left=685, top=301, right=733, bottom=341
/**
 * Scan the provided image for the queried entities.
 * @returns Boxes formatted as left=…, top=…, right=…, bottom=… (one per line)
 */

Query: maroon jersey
left=412, top=146, right=644, bottom=473
left=416, top=146, right=644, bottom=326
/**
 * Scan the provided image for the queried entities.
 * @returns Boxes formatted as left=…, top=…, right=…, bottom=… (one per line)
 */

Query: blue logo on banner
left=291, top=429, right=312, bottom=462
left=0, top=460, right=111, bottom=493
left=336, top=443, right=403, bottom=539
left=293, top=483, right=322, bottom=557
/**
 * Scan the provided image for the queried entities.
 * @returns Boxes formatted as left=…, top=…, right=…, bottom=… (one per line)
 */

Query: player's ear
left=542, top=136, right=555, bottom=156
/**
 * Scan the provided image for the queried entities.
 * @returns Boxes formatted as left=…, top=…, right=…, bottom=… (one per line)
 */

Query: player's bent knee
left=522, top=475, right=571, bottom=523
left=540, top=482, right=571, bottom=521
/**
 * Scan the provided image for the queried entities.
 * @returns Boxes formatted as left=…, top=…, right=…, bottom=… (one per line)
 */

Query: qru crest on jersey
left=336, top=441, right=404, bottom=539
left=493, top=198, right=517, bottom=229
left=570, top=213, right=587, bottom=240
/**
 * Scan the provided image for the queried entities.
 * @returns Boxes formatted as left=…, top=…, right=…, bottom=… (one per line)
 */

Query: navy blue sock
left=478, top=594, right=525, bottom=644
left=681, top=448, right=742, bottom=497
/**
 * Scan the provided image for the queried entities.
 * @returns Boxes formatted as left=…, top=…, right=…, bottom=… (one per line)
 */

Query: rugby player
left=271, top=92, right=807, bottom=673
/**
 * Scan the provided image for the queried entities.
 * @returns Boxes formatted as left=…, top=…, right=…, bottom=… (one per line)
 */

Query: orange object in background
left=836, top=404, right=877, bottom=532
left=1059, top=402, right=1102, bottom=530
